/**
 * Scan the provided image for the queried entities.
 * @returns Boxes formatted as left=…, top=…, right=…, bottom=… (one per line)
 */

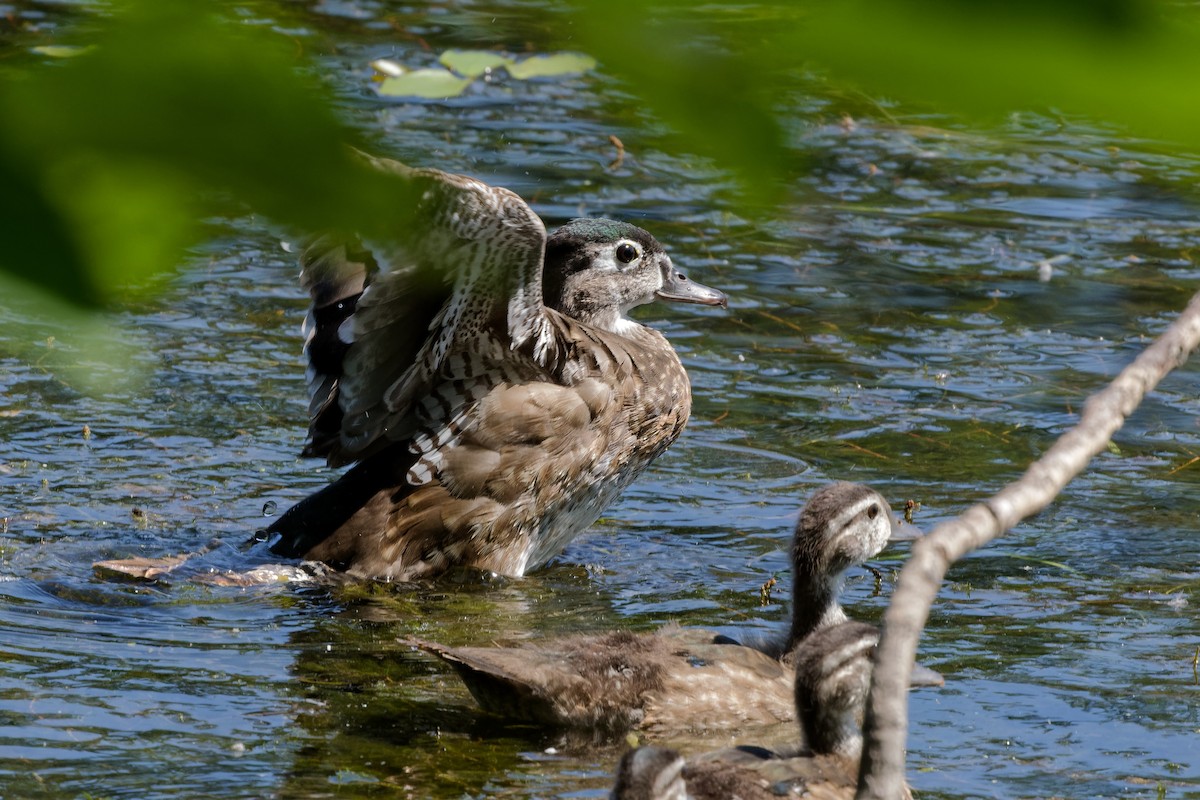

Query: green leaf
left=0, top=151, right=97, bottom=306
left=507, top=52, right=597, bottom=80
left=567, top=5, right=787, bottom=197
left=377, top=68, right=473, bottom=99
left=788, top=0, right=1200, bottom=145
left=566, top=0, right=1200, bottom=198
left=438, top=49, right=514, bottom=78
left=42, top=154, right=195, bottom=295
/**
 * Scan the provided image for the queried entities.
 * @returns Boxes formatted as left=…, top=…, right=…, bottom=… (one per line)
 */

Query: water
left=3, top=2, right=1200, bottom=798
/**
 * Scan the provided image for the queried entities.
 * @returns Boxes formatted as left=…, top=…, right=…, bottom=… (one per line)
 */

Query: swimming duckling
left=403, top=482, right=936, bottom=736
left=610, top=620, right=912, bottom=800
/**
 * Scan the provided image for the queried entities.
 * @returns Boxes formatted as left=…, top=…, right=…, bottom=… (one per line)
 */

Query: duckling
left=610, top=621, right=912, bottom=800
left=265, top=155, right=726, bottom=581
left=777, top=480, right=918, bottom=659
left=403, top=482, right=937, bottom=736
left=610, top=746, right=687, bottom=800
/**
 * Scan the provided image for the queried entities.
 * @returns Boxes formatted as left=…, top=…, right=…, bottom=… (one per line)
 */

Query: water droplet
left=261, top=501, right=277, bottom=517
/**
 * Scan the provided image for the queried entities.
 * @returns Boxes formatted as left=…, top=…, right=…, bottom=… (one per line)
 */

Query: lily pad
left=377, top=68, right=472, bottom=99
left=507, top=52, right=597, bottom=80
left=32, top=45, right=95, bottom=58
left=439, top=49, right=514, bottom=78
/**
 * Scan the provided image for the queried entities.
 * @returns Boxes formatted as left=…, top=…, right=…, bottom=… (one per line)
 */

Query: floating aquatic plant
left=373, top=49, right=597, bottom=99
left=438, top=49, right=514, bottom=78
left=31, top=45, right=95, bottom=58
left=508, top=52, right=597, bottom=80
left=374, top=66, right=472, bottom=100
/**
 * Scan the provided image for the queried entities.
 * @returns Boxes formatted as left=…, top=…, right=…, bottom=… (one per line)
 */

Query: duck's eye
left=866, top=504, right=880, bottom=520
left=616, top=243, right=639, bottom=264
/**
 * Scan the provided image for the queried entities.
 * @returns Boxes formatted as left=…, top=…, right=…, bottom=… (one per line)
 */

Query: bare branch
left=856, top=290, right=1200, bottom=800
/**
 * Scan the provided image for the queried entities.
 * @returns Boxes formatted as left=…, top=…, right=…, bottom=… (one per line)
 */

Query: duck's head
left=793, top=482, right=907, bottom=581
left=543, top=218, right=726, bottom=333
left=609, top=745, right=687, bottom=800
left=792, top=619, right=879, bottom=759
left=788, top=483, right=920, bottom=643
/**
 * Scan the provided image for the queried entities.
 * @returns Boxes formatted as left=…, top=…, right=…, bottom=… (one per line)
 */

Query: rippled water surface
left=3, top=3, right=1200, bottom=799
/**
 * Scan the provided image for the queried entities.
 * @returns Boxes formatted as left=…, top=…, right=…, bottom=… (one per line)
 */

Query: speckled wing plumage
left=403, top=631, right=669, bottom=733
left=299, top=154, right=555, bottom=472
left=297, top=233, right=379, bottom=462
left=679, top=750, right=867, bottom=800
left=401, top=626, right=795, bottom=736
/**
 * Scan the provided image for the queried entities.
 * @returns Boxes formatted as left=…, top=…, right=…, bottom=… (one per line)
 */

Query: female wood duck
left=265, top=154, right=726, bottom=581
left=403, top=482, right=937, bottom=735
left=609, top=621, right=913, bottom=800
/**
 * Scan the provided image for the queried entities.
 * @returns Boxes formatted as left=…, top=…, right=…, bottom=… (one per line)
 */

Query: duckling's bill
left=888, top=516, right=924, bottom=542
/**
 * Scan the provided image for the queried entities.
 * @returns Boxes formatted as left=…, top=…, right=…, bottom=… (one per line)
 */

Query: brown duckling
left=610, top=746, right=687, bottom=800
left=403, top=482, right=936, bottom=736
left=610, top=620, right=912, bottom=800
left=266, top=154, right=726, bottom=581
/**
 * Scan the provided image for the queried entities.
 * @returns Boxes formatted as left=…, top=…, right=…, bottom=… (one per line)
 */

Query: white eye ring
left=615, top=242, right=640, bottom=264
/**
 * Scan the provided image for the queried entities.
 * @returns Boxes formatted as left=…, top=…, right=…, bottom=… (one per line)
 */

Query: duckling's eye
left=616, top=243, right=639, bottom=264
left=866, top=504, right=880, bottom=520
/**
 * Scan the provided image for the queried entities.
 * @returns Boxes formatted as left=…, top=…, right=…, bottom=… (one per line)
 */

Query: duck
left=264, top=154, right=727, bottom=581
left=609, top=620, right=912, bottom=800
left=402, top=482, right=939, bottom=736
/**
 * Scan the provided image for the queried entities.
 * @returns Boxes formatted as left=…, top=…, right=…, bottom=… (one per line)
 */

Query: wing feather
left=296, top=153, right=559, bottom=468
left=297, top=234, right=375, bottom=461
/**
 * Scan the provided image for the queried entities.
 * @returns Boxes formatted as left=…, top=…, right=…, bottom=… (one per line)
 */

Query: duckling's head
left=792, top=619, right=880, bottom=759
left=787, top=482, right=914, bottom=647
left=610, top=745, right=687, bottom=800
left=794, top=482, right=898, bottom=581
left=543, top=218, right=726, bottom=333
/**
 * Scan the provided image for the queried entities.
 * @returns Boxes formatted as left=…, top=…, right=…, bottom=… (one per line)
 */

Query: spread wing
left=299, top=153, right=558, bottom=468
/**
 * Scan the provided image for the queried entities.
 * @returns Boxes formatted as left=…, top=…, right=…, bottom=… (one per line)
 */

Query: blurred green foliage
left=788, top=0, right=1200, bottom=140
left=2, top=0, right=1198, bottom=316
left=570, top=0, right=1200, bottom=195
left=0, top=0, right=411, bottom=310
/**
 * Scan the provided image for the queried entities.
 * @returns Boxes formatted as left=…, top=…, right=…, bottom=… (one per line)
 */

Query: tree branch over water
left=856, top=290, right=1200, bottom=800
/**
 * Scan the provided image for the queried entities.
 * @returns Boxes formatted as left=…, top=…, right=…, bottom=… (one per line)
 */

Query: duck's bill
left=888, top=517, right=924, bottom=542
left=909, top=662, right=945, bottom=688
left=656, top=264, right=728, bottom=308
